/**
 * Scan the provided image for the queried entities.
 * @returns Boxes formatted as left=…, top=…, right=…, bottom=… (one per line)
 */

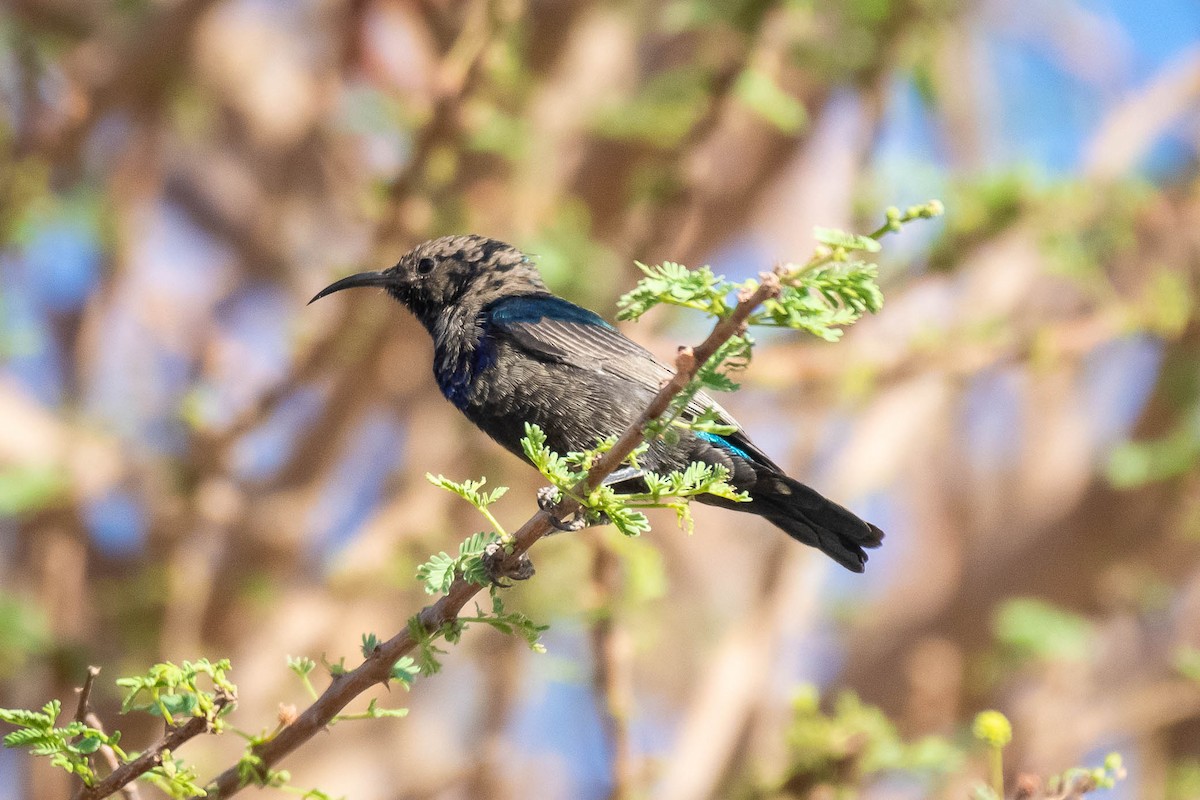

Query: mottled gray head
left=310, top=234, right=548, bottom=330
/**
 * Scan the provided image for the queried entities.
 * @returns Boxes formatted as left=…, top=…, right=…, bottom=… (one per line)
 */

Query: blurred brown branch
left=588, top=536, right=634, bottom=799
left=5, top=2, right=1200, bottom=798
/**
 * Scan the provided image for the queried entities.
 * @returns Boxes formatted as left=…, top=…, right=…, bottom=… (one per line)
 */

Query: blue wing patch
left=489, top=295, right=615, bottom=330
left=487, top=294, right=633, bottom=365
left=697, top=431, right=750, bottom=460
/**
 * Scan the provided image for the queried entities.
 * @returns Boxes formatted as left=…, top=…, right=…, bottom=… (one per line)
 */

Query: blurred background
left=2, top=0, right=1199, bottom=798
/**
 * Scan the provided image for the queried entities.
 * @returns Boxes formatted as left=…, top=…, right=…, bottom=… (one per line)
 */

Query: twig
left=73, top=666, right=101, bottom=724
left=201, top=270, right=785, bottom=798
left=83, top=712, right=142, bottom=800
left=72, top=666, right=135, bottom=799
left=78, top=692, right=233, bottom=800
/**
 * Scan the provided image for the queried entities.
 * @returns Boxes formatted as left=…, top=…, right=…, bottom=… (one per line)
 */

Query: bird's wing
left=486, top=294, right=781, bottom=470
left=487, top=294, right=666, bottom=375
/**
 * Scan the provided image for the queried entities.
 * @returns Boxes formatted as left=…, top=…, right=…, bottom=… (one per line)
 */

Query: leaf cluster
left=116, top=658, right=236, bottom=728
left=0, top=700, right=120, bottom=787
left=767, top=689, right=1124, bottom=799
left=750, top=261, right=883, bottom=342
left=617, top=261, right=736, bottom=321
left=426, top=473, right=509, bottom=538
left=0, top=466, right=69, bottom=515
left=406, top=591, right=547, bottom=678
left=519, top=423, right=749, bottom=537
left=618, top=205, right=940, bottom=338
left=769, top=685, right=961, bottom=796
left=141, top=753, right=206, bottom=798
left=425, top=474, right=509, bottom=515
left=460, top=594, right=548, bottom=653
left=992, top=597, right=1095, bottom=665
left=416, top=530, right=502, bottom=595
left=1, top=660, right=236, bottom=797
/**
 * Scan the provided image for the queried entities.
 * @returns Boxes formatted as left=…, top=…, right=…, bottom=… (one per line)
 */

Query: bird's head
left=310, top=235, right=548, bottom=330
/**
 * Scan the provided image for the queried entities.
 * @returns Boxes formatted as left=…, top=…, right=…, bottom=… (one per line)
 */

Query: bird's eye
left=417, top=257, right=435, bottom=275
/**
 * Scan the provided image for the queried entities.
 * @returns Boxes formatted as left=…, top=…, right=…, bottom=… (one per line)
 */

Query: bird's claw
left=536, top=486, right=560, bottom=511
left=548, top=514, right=589, bottom=533
left=537, top=486, right=611, bottom=533
left=482, top=542, right=535, bottom=587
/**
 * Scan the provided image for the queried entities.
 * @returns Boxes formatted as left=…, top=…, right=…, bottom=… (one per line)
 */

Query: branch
left=82, top=712, right=142, bottom=800
left=78, top=692, right=232, bottom=800
left=70, top=666, right=142, bottom=800
left=73, top=666, right=101, bottom=725
left=200, top=269, right=785, bottom=798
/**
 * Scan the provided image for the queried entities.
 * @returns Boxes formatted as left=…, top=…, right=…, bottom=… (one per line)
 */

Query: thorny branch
left=77, top=692, right=232, bottom=800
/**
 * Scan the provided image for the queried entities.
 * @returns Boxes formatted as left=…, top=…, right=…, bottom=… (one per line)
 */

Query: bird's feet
left=482, top=542, right=535, bottom=586
left=536, top=485, right=562, bottom=512
left=536, top=486, right=610, bottom=533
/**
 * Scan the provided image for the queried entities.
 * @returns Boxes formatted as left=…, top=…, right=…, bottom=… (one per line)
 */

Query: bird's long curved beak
left=308, top=271, right=393, bottom=305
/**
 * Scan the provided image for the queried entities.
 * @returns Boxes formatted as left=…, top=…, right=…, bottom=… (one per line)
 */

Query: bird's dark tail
left=748, top=473, right=884, bottom=572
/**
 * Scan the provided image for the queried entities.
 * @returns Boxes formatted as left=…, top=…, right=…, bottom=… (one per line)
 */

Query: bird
left=310, top=234, right=884, bottom=571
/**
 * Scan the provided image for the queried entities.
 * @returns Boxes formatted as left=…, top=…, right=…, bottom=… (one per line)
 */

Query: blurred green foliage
left=1167, top=759, right=1200, bottom=800
left=0, top=466, right=68, bottom=516
left=762, top=685, right=962, bottom=797
left=0, top=593, right=48, bottom=678
left=993, top=597, right=1096, bottom=665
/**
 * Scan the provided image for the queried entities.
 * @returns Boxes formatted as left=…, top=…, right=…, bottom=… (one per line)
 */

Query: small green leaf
left=75, top=733, right=103, bottom=755
left=287, top=656, right=315, bottom=677
left=364, top=698, right=409, bottom=719
left=813, top=226, right=882, bottom=253
left=415, top=552, right=456, bottom=595
left=389, top=656, right=420, bottom=687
